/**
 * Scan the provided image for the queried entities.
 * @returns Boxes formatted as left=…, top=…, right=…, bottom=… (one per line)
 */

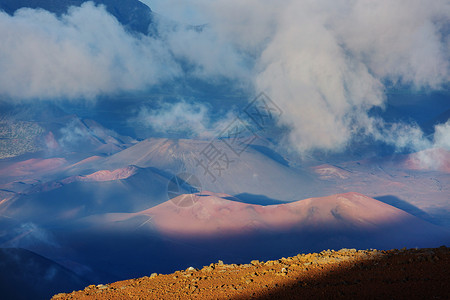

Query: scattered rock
left=204, top=266, right=214, bottom=272
left=52, top=247, right=450, bottom=299
left=96, top=284, right=108, bottom=290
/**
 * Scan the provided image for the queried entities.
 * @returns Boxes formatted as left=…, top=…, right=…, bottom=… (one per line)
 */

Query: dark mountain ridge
left=0, top=0, right=153, bottom=34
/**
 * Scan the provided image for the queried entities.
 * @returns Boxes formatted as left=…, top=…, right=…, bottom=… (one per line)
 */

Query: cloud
left=133, top=101, right=211, bottom=137
left=368, top=119, right=430, bottom=151
left=411, top=121, right=450, bottom=172
left=413, top=121, right=450, bottom=170
left=0, top=1, right=250, bottom=98
left=254, top=0, right=449, bottom=153
left=334, top=0, right=450, bottom=89
left=132, top=101, right=236, bottom=138
left=2, top=0, right=449, bottom=156
left=0, top=2, right=180, bottom=100
left=157, top=23, right=251, bottom=81
left=371, top=119, right=450, bottom=170
left=434, top=121, right=450, bottom=150
left=150, top=0, right=449, bottom=155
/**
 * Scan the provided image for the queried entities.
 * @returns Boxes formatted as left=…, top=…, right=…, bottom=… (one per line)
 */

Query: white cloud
left=409, top=121, right=450, bottom=171
left=0, top=2, right=180, bottom=100
left=132, top=101, right=236, bottom=138
left=152, top=0, right=449, bottom=154
left=2, top=0, right=450, bottom=156
left=434, top=121, right=450, bottom=150
left=158, top=24, right=251, bottom=81
left=133, top=101, right=211, bottom=137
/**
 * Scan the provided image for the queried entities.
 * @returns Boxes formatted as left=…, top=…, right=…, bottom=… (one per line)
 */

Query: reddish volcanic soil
left=83, top=191, right=445, bottom=243
left=62, top=166, right=138, bottom=183
left=53, top=246, right=449, bottom=299
left=0, top=158, right=67, bottom=177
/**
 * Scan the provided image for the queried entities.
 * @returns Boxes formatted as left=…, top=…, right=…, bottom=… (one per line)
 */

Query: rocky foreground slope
left=53, top=246, right=449, bottom=299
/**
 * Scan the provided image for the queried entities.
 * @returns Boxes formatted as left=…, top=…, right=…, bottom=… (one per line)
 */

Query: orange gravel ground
left=53, top=246, right=450, bottom=299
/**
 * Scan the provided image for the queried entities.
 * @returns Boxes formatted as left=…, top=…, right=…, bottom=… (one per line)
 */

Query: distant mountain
left=0, top=0, right=153, bottom=34
left=0, top=128, right=448, bottom=292
left=45, top=116, right=137, bottom=155
left=0, top=248, right=87, bottom=300
left=0, top=115, right=135, bottom=161
left=96, top=138, right=319, bottom=202
left=90, top=191, right=449, bottom=248
left=0, top=166, right=169, bottom=225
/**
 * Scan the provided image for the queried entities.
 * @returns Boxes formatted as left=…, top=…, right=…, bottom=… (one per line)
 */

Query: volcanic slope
left=77, top=192, right=450, bottom=266
left=90, top=138, right=319, bottom=202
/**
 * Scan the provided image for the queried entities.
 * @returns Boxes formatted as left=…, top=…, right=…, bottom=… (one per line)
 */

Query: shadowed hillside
left=0, top=248, right=87, bottom=300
